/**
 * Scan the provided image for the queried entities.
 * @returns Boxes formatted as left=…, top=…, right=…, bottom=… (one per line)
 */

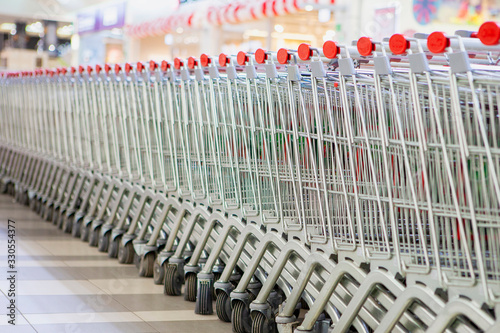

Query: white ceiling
left=0, top=0, right=111, bottom=23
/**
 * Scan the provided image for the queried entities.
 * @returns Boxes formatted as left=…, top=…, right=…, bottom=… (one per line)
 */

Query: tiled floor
left=0, top=194, right=231, bottom=332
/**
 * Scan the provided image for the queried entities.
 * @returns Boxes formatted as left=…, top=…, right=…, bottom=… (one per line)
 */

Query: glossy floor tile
left=0, top=194, right=231, bottom=332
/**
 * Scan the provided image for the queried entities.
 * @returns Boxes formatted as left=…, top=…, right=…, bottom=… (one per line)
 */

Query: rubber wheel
left=80, top=222, right=90, bottom=242
left=108, top=236, right=121, bottom=258
left=89, top=226, right=100, bottom=247
left=164, top=264, right=182, bottom=296
left=71, top=219, right=81, bottom=238
left=216, top=292, right=231, bottom=322
left=45, top=206, right=53, bottom=222
left=36, top=200, right=42, bottom=214
left=252, top=311, right=269, bottom=333
left=63, top=215, right=73, bottom=233
left=29, top=198, right=36, bottom=210
left=134, top=252, right=141, bottom=269
left=98, top=231, right=110, bottom=252
left=213, top=272, right=222, bottom=300
left=52, top=209, right=59, bottom=225
left=153, top=260, right=165, bottom=285
left=118, top=241, right=135, bottom=264
left=22, top=192, right=29, bottom=206
left=139, top=252, right=155, bottom=277
left=57, top=212, right=64, bottom=229
left=232, top=293, right=256, bottom=333
left=184, top=273, right=197, bottom=302
left=197, top=279, right=212, bottom=315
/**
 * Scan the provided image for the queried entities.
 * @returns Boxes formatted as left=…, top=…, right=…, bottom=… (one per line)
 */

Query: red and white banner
left=126, top=0, right=334, bottom=38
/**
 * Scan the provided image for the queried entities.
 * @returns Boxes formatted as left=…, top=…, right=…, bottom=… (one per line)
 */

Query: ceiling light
left=26, top=22, right=43, bottom=34
left=57, top=24, right=74, bottom=37
left=305, top=5, right=314, bottom=11
left=1, top=23, right=16, bottom=31
left=274, top=24, right=284, bottom=33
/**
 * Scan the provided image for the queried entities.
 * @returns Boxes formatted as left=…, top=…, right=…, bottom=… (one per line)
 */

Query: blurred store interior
left=0, top=0, right=498, bottom=71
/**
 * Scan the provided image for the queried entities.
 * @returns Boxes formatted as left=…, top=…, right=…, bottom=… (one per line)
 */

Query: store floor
left=0, top=194, right=231, bottom=333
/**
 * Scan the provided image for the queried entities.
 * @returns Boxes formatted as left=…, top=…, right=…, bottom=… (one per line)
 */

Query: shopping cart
left=2, top=21, right=500, bottom=333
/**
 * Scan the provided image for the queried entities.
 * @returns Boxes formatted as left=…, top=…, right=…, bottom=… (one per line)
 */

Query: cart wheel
left=108, top=236, right=121, bottom=258
left=164, top=264, right=182, bottom=296
left=232, top=293, right=256, bottom=333
left=134, top=252, right=141, bottom=269
left=153, top=260, right=165, bottom=285
left=216, top=292, right=231, bottom=322
left=98, top=231, right=110, bottom=252
left=56, top=212, right=64, bottom=229
left=63, top=215, right=73, bottom=233
left=52, top=209, right=59, bottom=225
left=184, top=273, right=197, bottom=302
left=29, top=198, right=36, bottom=210
left=139, top=252, right=155, bottom=277
left=252, top=311, right=269, bottom=333
left=89, top=226, right=100, bottom=247
left=71, top=218, right=81, bottom=238
left=45, top=206, right=53, bottom=222
left=213, top=272, right=222, bottom=300
left=22, top=192, right=29, bottom=206
left=80, top=222, right=90, bottom=242
left=118, top=241, right=134, bottom=264
left=197, top=278, right=213, bottom=314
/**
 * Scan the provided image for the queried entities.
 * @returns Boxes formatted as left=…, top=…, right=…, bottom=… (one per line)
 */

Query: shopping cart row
left=1, top=23, right=500, bottom=333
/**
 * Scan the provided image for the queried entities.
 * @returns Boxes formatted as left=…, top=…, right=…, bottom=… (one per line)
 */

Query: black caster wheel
left=57, top=212, right=65, bottom=229
left=108, top=236, right=120, bottom=258
left=29, top=198, right=36, bottom=210
left=252, top=311, right=271, bottom=333
left=134, top=252, right=141, bottom=269
left=164, top=264, right=182, bottom=296
left=52, top=209, right=59, bottom=225
left=216, top=292, right=232, bottom=322
left=118, top=241, right=134, bottom=264
left=98, top=231, right=110, bottom=253
left=153, top=260, right=165, bottom=285
left=45, top=206, right=53, bottom=222
left=39, top=204, right=46, bottom=217
left=213, top=272, right=222, bottom=300
left=22, top=192, right=29, bottom=206
left=232, top=294, right=256, bottom=333
left=80, top=223, right=90, bottom=242
left=139, top=252, right=155, bottom=277
left=71, top=219, right=81, bottom=238
left=184, top=273, right=197, bottom=302
left=63, top=215, right=73, bottom=234
left=89, top=227, right=100, bottom=247
left=36, top=200, right=43, bottom=214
